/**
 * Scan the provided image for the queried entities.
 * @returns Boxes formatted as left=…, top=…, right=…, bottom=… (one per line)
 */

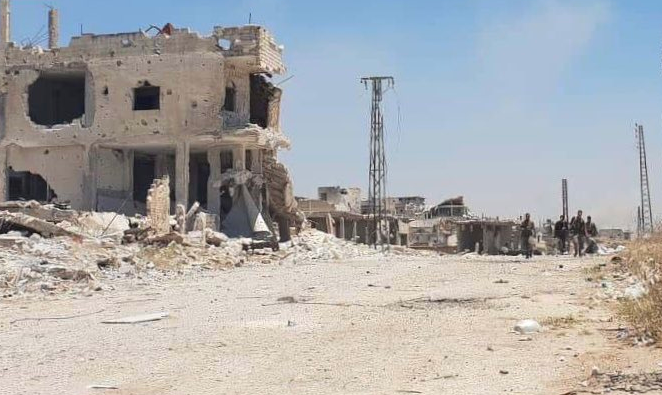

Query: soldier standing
left=554, top=214, right=568, bottom=254
left=570, top=210, right=586, bottom=257
left=585, top=215, right=599, bottom=254
left=520, top=213, right=535, bottom=259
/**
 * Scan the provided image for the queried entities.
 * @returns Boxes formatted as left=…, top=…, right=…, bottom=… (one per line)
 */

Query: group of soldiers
left=519, top=210, right=598, bottom=259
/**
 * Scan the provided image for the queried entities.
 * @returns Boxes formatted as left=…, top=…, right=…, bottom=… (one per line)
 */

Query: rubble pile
left=0, top=232, right=114, bottom=297
left=281, top=229, right=433, bottom=265
left=0, top=200, right=433, bottom=298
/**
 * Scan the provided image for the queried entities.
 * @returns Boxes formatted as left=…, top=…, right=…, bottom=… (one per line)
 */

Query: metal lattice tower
left=561, top=178, right=568, bottom=220
left=636, top=124, right=654, bottom=234
left=361, top=76, right=394, bottom=248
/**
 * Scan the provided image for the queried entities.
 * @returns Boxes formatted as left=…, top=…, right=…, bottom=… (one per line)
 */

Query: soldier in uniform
left=570, top=210, right=586, bottom=257
left=585, top=215, right=599, bottom=254
left=520, top=213, right=535, bottom=259
left=553, top=214, right=568, bottom=254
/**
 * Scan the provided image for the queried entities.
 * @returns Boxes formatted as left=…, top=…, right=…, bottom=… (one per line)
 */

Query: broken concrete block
left=514, top=319, right=541, bottom=334
left=204, top=229, right=229, bottom=247
left=145, top=232, right=186, bottom=246
left=46, top=266, right=93, bottom=281
left=101, top=311, right=169, bottom=324
left=146, top=177, right=171, bottom=235
left=0, top=201, right=78, bottom=223
left=0, top=211, right=81, bottom=238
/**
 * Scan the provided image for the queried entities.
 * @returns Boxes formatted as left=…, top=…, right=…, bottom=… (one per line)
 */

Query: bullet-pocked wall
left=0, top=30, right=234, bottom=209
left=2, top=53, right=227, bottom=145
left=0, top=23, right=298, bottom=233
left=5, top=145, right=85, bottom=207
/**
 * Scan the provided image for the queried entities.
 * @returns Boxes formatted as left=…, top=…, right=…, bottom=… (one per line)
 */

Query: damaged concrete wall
left=146, top=176, right=170, bottom=234
left=1, top=53, right=224, bottom=145
left=0, top=20, right=299, bottom=236
left=6, top=144, right=85, bottom=207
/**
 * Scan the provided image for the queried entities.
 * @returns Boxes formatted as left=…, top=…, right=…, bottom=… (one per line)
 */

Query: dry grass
left=617, top=235, right=662, bottom=340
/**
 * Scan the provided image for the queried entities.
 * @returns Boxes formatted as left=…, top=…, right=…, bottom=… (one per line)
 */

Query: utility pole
left=361, top=76, right=394, bottom=249
left=47, top=5, right=59, bottom=49
left=636, top=124, right=654, bottom=235
left=561, top=178, right=568, bottom=220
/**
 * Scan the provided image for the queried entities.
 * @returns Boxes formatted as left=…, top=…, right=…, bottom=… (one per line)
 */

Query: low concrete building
left=599, top=228, right=631, bottom=240
left=361, top=195, right=426, bottom=218
left=408, top=217, right=454, bottom=252
left=456, top=219, right=518, bottom=255
left=0, top=3, right=298, bottom=240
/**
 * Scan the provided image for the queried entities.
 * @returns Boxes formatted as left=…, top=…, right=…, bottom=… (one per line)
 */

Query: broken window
left=224, top=85, right=236, bottom=112
left=219, top=185, right=233, bottom=222
left=8, top=170, right=55, bottom=202
left=133, top=82, right=160, bottom=111
left=245, top=150, right=253, bottom=171
left=218, top=38, right=232, bottom=50
left=250, top=74, right=269, bottom=128
left=220, top=150, right=233, bottom=173
left=188, top=153, right=209, bottom=208
left=28, top=70, right=85, bottom=126
left=133, top=154, right=156, bottom=203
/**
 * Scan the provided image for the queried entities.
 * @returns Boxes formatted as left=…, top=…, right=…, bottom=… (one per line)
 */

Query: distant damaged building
left=361, top=196, right=426, bottom=218
left=0, top=2, right=298, bottom=239
left=427, top=196, right=469, bottom=218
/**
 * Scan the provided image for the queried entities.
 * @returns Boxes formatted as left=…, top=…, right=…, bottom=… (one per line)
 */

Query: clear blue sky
left=11, top=0, right=662, bottom=229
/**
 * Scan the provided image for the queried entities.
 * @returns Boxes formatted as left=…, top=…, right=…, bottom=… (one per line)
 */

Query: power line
left=361, top=76, right=394, bottom=249
left=635, top=123, right=654, bottom=235
left=561, top=178, right=568, bottom=220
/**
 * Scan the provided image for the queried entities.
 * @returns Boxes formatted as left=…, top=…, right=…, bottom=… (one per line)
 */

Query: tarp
left=222, top=184, right=272, bottom=238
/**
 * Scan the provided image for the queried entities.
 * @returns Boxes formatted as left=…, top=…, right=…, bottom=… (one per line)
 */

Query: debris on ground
left=0, top=201, right=432, bottom=299
left=87, top=384, right=120, bottom=390
left=578, top=370, right=662, bottom=393
left=514, top=319, right=542, bottom=334
left=101, top=311, right=169, bottom=324
left=281, top=229, right=434, bottom=265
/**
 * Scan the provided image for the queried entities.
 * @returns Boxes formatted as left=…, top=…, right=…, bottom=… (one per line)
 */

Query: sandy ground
left=1, top=254, right=660, bottom=395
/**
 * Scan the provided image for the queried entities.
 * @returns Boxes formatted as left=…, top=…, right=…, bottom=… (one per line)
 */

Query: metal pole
left=361, top=76, right=394, bottom=249
left=636, top=124, right=654, bottom=234
left=561, top=178, right=568, bottom=220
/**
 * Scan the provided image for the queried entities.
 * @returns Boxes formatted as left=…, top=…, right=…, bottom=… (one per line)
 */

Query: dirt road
left=1, top=254, right=657, bottom=394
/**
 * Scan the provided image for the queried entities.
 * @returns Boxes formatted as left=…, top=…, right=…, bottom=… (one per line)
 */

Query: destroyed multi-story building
left=0, top=1, right=298, bottom=240
left=427, top=196, right=469, bottom=218
left=361, top=195, right=426, bottom=218
left=317, top=186, right=362, bottom=213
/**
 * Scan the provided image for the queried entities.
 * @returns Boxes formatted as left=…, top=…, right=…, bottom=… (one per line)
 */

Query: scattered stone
left=47, top=266, right=93, bottom=281
left=277, top=296, right=297, bottom=303
left=624, top=283, right=646, bottom=300
left=87, top=384, right=119, bottom=390
left=514, top=319, right=541, bottom=334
